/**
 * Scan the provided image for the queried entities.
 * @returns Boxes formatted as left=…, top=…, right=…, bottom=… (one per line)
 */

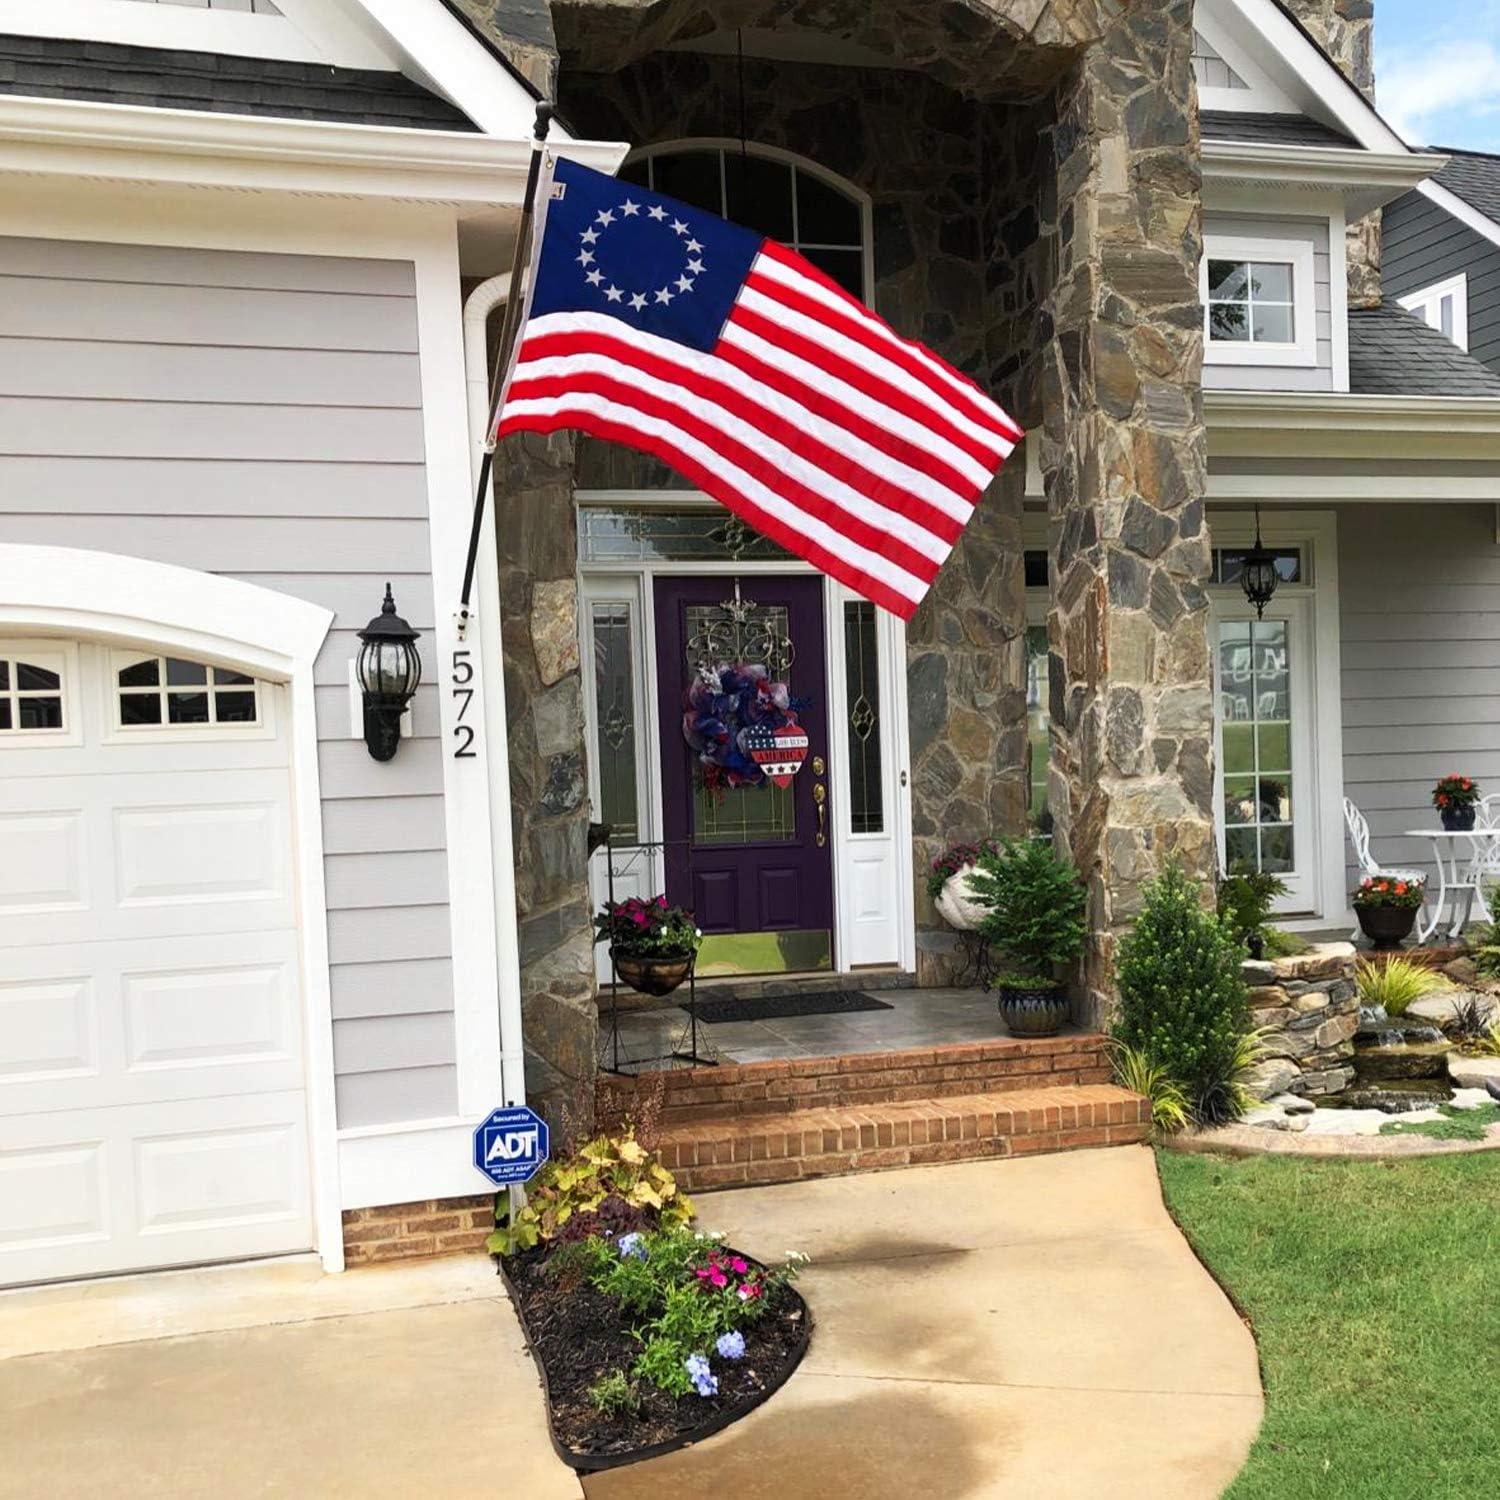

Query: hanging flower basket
left=611, top=951, right=694, bottom=997
left=934, top=866, right=989, bottom=932
left=595, top=896, right=702, bottom=999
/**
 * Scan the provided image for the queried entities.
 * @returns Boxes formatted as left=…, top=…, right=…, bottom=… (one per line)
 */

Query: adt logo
left=472, top=1105, right=550, bottom=1187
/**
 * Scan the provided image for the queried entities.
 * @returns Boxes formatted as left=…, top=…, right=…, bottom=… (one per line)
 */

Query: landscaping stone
left=1274, top=1093, right=1316, bottom=1115
left=1243, top=1058, right=1299, bottom=1101
left=1244, top=947, right=1359, bottom=1099
left=1448, top=1054, right=1500, bottom=1090
left=1352, top=1041, right=1454, bottom=1081
left=1407, top=992, right=1498, bottom=1032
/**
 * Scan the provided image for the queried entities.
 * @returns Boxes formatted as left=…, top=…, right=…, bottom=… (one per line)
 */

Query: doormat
left=686, top=991, right=896, bottom=1024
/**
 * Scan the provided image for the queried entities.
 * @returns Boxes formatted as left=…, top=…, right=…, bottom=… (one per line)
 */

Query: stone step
left=598, top=1034, right=1114, bottom=1129
left=652, top=1083, right=1151, bottom=1192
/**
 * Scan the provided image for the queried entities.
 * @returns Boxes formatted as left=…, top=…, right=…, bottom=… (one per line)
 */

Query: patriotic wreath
left=682, top=662, right=810, bottom=794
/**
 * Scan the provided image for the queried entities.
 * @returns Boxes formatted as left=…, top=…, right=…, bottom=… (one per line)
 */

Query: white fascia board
left=1203, top=141, right=1446, bottom=219
left=1418, top=179, right=1500, bottom=254
left=1207, top=390, right=1500, bottom=433
left=1218, top=0, right=1411, bottom=154
left=0, top=95, right=627, bottom=205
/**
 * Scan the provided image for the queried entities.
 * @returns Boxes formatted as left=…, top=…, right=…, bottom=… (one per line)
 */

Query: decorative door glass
left=1219, top=619, right=1294, bottom=874
left=843, top=601, right=882, bottom=835
left=590, top=602, right=640, bottom=844
left=686, top=598, right=796, bottom=847
left=1026, top=625, right=1050, bottom=829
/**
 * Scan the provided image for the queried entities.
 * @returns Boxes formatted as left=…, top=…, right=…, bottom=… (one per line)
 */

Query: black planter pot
left=1440, top=804, right=1477, bottom=832
left=996, top=983, right=1069, bottom=1038
left=1355, top=904, right=1418, bottom=951
left=611, top=950, right=693, bottom=997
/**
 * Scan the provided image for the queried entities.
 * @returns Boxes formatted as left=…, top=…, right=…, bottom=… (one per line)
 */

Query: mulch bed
left=500, top=1245, right=812, bottom=1471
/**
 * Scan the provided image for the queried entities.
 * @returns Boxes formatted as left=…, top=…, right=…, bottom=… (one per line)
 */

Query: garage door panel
left=124, top=963, right=295, bottom=1074
left=114, top=800, right=289, bottom=908
left=0, top=974, right=98, bottom=1085
left=0, top=1093, right=310, bottom=1285
left=0, top=809, right=87, bottom=914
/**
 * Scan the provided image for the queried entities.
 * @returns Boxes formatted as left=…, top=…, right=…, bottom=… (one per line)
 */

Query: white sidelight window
left=1398, top=274, right=1469, bottom=351
left=1201, top=235, right=1318, bottom=367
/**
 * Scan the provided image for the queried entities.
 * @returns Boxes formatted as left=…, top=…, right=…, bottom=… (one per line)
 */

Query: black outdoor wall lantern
left=1240, top=506, right=1280, bottom=621
left=357, top=583, right=422, bottom=762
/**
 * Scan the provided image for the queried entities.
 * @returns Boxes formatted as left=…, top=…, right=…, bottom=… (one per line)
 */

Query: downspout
left=462, top=272, right=527, bottom=1110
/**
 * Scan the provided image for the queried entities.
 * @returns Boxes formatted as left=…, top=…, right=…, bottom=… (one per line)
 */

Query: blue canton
left=529, top=156, right=764, bottom=352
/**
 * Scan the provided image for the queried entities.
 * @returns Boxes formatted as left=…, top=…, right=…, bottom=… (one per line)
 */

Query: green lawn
left=1157, top=1150, right=1500, bottom=1500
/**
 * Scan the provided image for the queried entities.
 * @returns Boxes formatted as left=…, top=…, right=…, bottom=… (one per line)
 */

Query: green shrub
left=1261, top=926, right=1309, bottom=959
left=487, top=1130, right=693, bottom=1256
left=1216, top=872, right=1286, bottom=952
left=1355, top=955, right=1451, bottom=1016
left=1109, top=1042, right=1190, bottom=1135
left=587, top=1370, right=640, bottom=1416
left=1113, top=863, right=1251, bottom=1126
left=968, top=837, right=1087, bottom=985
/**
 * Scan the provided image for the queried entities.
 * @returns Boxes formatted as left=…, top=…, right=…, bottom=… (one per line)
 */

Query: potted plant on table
left=926, top=839, right=1000, bottom=931
left=1433, top=774, right=1481, bottom=831
left=594, top=895, right=702, bottom=998
left=1353, top=875, right=1425, bottom=951
left=968, top=837, right=1087, bottom=1037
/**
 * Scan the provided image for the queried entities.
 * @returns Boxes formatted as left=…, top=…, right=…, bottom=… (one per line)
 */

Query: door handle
left=813, top=782, right=827, bottom=847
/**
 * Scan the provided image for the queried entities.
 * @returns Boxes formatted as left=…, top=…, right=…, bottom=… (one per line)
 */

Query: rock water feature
left=1335, top=1007, right=1453, bottom=1112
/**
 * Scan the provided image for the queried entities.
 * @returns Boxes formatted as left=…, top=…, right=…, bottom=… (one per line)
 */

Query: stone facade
left=1242, top=944, right=1361, bottom=1101
left=447, top=0, right=560, bottom=94
left=1037, top=1, right=1216, bottom=1026
left=1282, top=0, right=1381, bottom=307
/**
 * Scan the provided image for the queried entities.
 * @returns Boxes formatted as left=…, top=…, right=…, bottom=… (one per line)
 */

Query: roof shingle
left=1201, top=110, right=1358, bottom=150
left=1348, top=304, right=1500, bottom=398
left=1430, top=147, right=1500, bottom=229
left=0, top=32, right=477, bottom=131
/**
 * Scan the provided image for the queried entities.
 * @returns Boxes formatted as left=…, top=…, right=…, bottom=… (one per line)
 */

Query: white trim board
left=0, top=545, right=344, bottom=1271
left=1398, top=273, right=1470, bottom=352
left=1417, top=179, right=1500, bottom=255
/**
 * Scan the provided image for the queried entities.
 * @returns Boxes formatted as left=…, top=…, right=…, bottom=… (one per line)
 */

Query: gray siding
left=0, top=235, right=456, bottom=1130
left=1202, top=213, right=1335, bottom=393
left=1384, top=189, right=1500, bottom=376
left=1337, top=503, right=1500, bottom=896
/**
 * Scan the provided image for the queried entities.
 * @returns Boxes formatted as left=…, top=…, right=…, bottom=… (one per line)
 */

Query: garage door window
left=116, top=654, right=262, bottom=729
left=0, top=653, right=65, bottom=733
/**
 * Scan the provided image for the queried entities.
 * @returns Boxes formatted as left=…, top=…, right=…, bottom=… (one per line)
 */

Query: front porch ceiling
left=551, top=0, right=1104, bottom=96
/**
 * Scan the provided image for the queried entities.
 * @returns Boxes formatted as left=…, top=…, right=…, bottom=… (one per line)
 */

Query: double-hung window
left=1201, top=235, right=1318, bottom=367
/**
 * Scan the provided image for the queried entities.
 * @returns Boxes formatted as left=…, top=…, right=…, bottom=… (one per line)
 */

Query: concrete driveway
left=0, top=1148, right=1260, bottom=1500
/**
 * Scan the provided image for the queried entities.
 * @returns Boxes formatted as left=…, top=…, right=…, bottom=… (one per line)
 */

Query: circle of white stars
left=574, top=197, right=706, bottom=311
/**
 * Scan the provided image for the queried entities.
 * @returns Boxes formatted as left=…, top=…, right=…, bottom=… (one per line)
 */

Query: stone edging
left=1162, top=1123, right=1500, bottom=1160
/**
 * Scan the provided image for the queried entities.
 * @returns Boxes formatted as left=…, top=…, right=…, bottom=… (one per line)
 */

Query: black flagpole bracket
left=456, top=99, right=554, bottom=642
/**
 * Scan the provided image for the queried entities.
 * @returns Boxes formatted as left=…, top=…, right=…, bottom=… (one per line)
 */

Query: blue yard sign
left=473, top=1105, right=550, bottom=1187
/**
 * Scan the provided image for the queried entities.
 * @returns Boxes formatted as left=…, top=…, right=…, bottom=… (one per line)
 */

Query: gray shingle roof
left=0, top=32, right=477, bottom=131
left=1201, top=111, right=1359, bottom=149
left=1430, top=147, right=1500, bottom=228
left=1348, top=304, right=1500, bottom=398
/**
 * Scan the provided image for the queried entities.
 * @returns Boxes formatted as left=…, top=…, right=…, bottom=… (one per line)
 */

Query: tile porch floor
left=596, top=986, right=1083, bottom=1071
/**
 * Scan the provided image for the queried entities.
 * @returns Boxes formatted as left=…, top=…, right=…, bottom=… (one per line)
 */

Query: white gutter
left=0, top=93, right=627, bottom=202
left=461, top=273, right=529, bottom=1114
left=1206, top=390, right=1500, bottom=432
left=1203, top=141, right=1446, bottom=218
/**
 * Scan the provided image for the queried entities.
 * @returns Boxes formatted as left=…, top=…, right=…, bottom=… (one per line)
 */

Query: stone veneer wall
left=1242, top=943, right=1360, bottom=1100
left=1038, top=0, right=1216, bottom=1027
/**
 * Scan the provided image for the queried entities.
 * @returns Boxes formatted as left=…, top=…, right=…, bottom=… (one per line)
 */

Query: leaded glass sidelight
left=843, top=601, right=882, bottom=834
left=1219, top=619, right=1294, bottom=875
left=590, top=602, right=640, bottom=845
left=1026, top=625, right=1050, bottom=828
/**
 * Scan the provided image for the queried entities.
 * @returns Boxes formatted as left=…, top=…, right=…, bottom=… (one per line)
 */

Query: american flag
left=495, top=156, right=1024, bottom=620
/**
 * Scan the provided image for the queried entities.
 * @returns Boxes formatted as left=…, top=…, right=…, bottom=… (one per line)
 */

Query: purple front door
left=654, top=575, right=834, bottom=974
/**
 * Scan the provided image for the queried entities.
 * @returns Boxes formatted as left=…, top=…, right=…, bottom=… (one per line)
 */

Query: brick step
left=654, top=1083, right=1151, bottom=1192
left=598, top=1034, right=1114, bottom=1129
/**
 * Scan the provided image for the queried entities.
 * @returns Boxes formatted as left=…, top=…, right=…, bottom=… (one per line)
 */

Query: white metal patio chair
left=1343, top=797, right=1427, bottom=940
left=1462, top=794, right=1500, bottom=925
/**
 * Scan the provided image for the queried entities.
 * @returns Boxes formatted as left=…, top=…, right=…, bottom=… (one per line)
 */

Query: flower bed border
left=496, top=1248, right=814, bottom=1473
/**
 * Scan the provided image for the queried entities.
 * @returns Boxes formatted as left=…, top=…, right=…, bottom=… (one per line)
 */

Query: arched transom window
left=619, top=144, right=869, bottom=301
left=115, top=652, right=262, bottom=728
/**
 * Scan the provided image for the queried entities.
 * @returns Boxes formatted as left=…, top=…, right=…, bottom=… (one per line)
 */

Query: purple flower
left=684, top=1353, right=718, bottom=1397
left=715, top=1330, right=746, bottom=1361
left=616, top=1233, right=646, bottom=1260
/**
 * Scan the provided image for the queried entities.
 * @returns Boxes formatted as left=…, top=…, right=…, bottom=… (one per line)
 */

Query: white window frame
left=1398, top=273, right=1469, bottom=352
left=107, top=648, right=275, bottom=744
left=0, top=639, right=81, bottom=748
left=1201, top=234, right=1319, bottom=368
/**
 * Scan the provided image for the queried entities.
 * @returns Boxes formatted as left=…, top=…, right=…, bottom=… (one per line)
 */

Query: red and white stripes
left=498, top=239, right=1022, bottom=619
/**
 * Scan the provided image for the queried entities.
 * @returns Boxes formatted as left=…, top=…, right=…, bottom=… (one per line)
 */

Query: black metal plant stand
left=592, top=833, right=719, bottom=1075
left=952, top=928, right=1002, bottom=992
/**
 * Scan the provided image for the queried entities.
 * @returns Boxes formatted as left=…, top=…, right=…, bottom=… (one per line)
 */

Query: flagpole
left=457, top=99, right=554, bottom=638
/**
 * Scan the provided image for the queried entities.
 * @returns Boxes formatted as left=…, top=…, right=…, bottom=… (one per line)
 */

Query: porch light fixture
left=356, top=583, right=422, bottom=762
left=1240, top=507, right=1279, bottom=621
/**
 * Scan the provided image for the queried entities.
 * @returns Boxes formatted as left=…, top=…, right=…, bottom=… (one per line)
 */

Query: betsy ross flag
left=495, top=156, right=1023, bottom=621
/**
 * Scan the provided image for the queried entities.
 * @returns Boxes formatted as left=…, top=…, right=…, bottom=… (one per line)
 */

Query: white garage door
left=0, top=638, right=312, bottom=1287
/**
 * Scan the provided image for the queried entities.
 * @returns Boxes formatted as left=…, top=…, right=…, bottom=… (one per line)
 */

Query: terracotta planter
left=611, top=950, right=694, bottom=997
left=934, top=866, right=988, bottom=932
left=1355, top=903, right=1418, bottom=951
left=996, top=982, right=1069, bottom=1038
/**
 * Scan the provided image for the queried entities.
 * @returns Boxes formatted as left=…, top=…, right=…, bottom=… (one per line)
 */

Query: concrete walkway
left=583, top=1147, right=1262, bottom=1500
left=0, top=1256, right=582, bottom=1500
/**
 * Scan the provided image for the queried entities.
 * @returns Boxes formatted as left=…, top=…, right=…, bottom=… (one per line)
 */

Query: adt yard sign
left=473, top=1106, right=549, bottom=1187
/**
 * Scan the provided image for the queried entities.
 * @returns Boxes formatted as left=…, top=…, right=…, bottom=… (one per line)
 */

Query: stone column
left=495, top=430, right=598, bottom=1142
left=1039, top=0, right=1215, bottom=1028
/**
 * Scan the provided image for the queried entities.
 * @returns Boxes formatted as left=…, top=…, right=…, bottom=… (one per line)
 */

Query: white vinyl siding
left=1336, top=503, right=1500, bottom=898
left=1202, top=214, right=1334, bottom=392
left=0, top=235, right=456, bottom=1131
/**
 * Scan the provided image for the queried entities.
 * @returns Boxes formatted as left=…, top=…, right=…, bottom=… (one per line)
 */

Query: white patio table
left=1403, top=827, right=1500, bottom=941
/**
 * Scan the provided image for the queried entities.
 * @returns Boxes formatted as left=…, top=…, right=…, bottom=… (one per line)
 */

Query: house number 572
left=451, top=649, right=477, bottom=758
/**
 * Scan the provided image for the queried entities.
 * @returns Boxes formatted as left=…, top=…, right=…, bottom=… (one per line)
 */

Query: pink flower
left=728, top=1257, right=749, bottom=1275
